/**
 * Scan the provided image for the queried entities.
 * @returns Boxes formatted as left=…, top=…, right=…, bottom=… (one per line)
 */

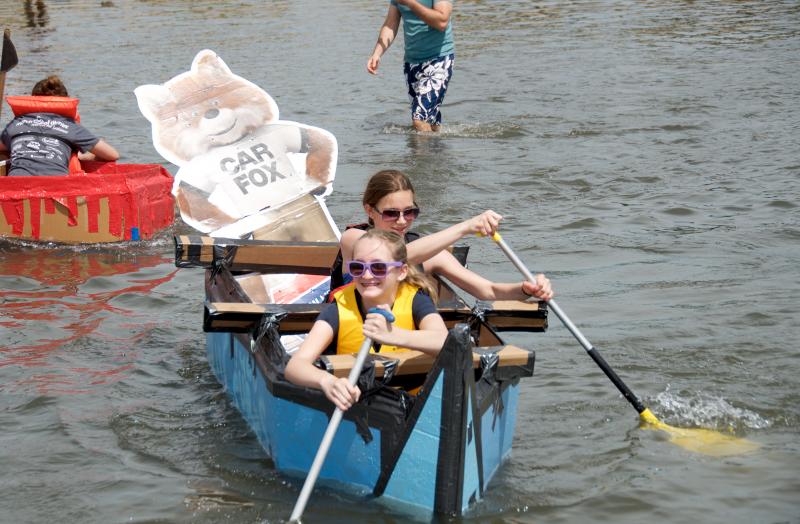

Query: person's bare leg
left=412, top=119, right=433, bottom=132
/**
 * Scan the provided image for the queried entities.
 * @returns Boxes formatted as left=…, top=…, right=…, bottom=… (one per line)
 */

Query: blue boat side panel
left=461, top=390, right=481, bottom=511
left=501, top=384, right=520, bottom=457
left=207, top=332, right=381, bottom=491
left=480, top=382, right=521, bottom=482
left=271, top=395, right=380, bottom=488
left=207, top=332, right=272, bottom=447
left=382, top=372, right=444, bottom=510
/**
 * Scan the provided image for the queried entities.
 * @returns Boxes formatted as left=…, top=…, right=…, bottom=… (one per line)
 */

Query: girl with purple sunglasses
left=286, top=229, right=448, bottom=411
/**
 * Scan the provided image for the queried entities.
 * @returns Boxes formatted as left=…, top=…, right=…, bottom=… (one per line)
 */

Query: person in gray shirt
left=0, top=75, right=119, bottom=176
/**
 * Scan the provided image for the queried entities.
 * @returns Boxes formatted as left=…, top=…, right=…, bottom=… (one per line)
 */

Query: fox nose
left=204, top=108, right=220, bottom=119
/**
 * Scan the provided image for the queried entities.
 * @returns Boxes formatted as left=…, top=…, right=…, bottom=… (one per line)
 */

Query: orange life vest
left=5, top=95, right=84, bottom=174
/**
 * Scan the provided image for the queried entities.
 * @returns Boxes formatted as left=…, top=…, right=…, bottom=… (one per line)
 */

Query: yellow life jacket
left=333, top=281, right=419, bottom=355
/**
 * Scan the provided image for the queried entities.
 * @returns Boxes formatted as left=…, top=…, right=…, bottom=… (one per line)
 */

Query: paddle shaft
left=289, top=336, right=375, bottom=522
left=0, top=70, right=5, bottom=121
left=1, top=29, right=13, bottom=122
left=495, top=235, right=647, bottom=414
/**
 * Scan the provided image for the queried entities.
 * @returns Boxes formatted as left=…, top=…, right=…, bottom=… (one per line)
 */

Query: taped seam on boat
left=468, top=367, right=486, bottom=498
left=369, top=353, right=400, bottom=384
left=491, top=386, right=505, bottom=431
left=210, top=244, right=236, bottom=278
left=353, top=413, right=373, bottom=444
left=480, top=352, right=499, bottom=375
left=174, top=235, right=185, bottom=266
left=352, top=360, right=380, bottom=444
left=475, top=350, right=505, bottom=430
left=315, top=355, right=333, bottom=374
left=175, top=235, right=200, bottom=267
left=251, top=311, right=285, bottom=354
left=371, top=343, right=450, bottom=498
left=433, top=324, right=473, bottom=515
left=471, top=301, right=490, bottom=322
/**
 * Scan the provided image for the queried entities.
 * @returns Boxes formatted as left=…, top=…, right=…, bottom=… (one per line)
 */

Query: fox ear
left=192, top=49, right=233, bottom=80
left=134, top=84, right=173, bottom=122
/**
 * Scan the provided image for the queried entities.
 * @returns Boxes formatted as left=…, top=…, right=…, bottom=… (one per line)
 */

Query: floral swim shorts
left=403, top=53, right=454, bottom=126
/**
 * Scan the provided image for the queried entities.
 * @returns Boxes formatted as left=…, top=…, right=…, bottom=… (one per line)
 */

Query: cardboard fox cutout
left=135, top=50, right=337, bottom=235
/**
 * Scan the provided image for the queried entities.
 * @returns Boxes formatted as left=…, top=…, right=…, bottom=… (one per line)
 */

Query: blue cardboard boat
left=175, top=233, right=548, bottom=516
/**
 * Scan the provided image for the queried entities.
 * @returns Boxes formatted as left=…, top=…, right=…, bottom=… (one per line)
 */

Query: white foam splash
left=651, top=384, right=771, bottom=432
left=380, top=121, right=527, bottom=139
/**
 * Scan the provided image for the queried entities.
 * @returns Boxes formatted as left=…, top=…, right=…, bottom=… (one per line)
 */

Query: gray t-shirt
left=1, top=112, right=100, bottom=176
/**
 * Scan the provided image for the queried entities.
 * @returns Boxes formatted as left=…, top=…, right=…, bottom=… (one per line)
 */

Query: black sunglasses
left=375, top=206, right=420, bottom=222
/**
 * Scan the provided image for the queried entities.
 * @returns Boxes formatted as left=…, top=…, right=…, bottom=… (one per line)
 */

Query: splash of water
left=381, top=121, right=527, bottom=139
left=651, top=384, right=770, bottom=433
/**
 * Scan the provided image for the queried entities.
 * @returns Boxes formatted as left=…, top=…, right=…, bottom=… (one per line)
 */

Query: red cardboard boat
left=0, top=159, right=175, bottom=243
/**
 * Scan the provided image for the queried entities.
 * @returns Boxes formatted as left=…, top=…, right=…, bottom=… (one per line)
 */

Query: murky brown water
left=1, top=1, right=798, bottom=522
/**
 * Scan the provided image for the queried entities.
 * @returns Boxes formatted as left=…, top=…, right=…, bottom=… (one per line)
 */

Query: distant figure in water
left=367, top=0, right=455, bottom=132
left=0, top=75, right=119, bottom=176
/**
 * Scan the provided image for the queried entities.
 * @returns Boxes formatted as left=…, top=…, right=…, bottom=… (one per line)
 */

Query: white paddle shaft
left=289, top=336, right=372, bottom=522
left=494, top=235, right=594, bottom=352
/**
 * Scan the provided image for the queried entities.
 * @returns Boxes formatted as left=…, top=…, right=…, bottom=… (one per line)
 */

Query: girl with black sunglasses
left=331, top=170, right=554, bottom=303
left=286, top=229, right=448, bottom=411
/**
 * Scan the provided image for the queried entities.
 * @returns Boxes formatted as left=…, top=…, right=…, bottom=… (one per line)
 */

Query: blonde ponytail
left=403, top=264, right=438, bottom=304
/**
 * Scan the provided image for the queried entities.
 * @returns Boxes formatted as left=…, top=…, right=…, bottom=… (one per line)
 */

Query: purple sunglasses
left=347, top=260, right=404, bottom=278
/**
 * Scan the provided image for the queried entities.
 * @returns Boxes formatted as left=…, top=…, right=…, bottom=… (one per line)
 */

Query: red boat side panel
left=0, top=162, right=175, bottom=242
left=66, top=196, right=79, bottom=226
left=86, top=195, right=100, bottom=233
left=29, top=197, right=41, bottom=239
left=2, top=200, right=24, bottom=235
left=107, top=193, right=123, bottom=238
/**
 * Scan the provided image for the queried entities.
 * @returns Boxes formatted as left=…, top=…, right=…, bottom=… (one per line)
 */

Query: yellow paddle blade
left=639, top=408, right=760, bottom=457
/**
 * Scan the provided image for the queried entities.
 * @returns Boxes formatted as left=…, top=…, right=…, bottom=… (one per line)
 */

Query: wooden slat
left=204, top=302, right=324, bottom=333
left=323, top=345, right=533, bottom=378
left=478, top=300, right=548, bottom=331
left=175, top=235, right=340, bottom=274
left=204, top=300, right=547, bottom=333
left=205, top=301, right=473, bottom=333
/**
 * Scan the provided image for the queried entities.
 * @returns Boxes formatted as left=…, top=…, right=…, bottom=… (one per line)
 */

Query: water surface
left=1, top=1, right=798, bottom=523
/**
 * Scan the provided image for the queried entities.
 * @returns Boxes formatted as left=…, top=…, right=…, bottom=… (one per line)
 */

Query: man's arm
left=396, top=0, right=452, bottom=31
left=367, top=4, right=401, bottom=74
left=78, top=139, right=119, bottom=162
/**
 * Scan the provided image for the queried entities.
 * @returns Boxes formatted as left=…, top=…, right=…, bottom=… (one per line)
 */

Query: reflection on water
left=24, top=0, right=49, bottom=28
left=0, top=244, right=175, bottom=394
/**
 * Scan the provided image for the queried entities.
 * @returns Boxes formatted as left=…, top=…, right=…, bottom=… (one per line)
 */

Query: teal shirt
left=391, top=0, right=454, bottom=63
